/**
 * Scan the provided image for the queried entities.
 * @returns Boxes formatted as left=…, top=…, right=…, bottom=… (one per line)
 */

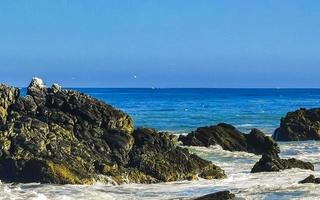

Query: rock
left=26, top=77, right=48, bottom=106
left=179, top=123, right=279, bottom=155
left=193, top=191, right=236, bottom=200
left=0, top=78, right=225, bottom=184
left=51, top=83, right=61, bottom=93
left=251, top=154, right=314, bottom=173
left=179, top=123, right=313, bottom=173
left=299, top=175, right=320, bottom=184
left=0, top=84, right=19, bottom=125
left=273, top=108, right=320, bottom=141
left=129, top=128, right=226, bottom=182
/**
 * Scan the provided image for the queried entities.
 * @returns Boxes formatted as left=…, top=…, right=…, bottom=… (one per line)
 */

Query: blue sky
left=0, top=1, right=320, bottom=88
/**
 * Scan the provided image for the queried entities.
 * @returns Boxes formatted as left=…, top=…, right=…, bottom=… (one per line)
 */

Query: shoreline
left=0, top=78, right=319, bottom=199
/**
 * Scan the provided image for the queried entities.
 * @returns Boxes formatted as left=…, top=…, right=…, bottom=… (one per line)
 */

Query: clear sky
left=0, top=1, right=320, bottom=88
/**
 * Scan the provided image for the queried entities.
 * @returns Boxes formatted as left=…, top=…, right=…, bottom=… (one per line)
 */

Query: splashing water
left=9, top=88, right=320, bottom=199
left=1, top=141, right=320, bottom=200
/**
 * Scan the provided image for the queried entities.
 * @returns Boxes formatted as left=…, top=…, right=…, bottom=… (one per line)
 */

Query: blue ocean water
left=74, top=88, right=320, bottom=134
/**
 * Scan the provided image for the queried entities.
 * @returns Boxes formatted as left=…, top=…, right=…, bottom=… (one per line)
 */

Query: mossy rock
left=0, top=106, right=7, bottom=122
left=0, top=79, right=226, bottom=185
left=129, top=128, right=226, bottom=182
left=200, top=164, right=226, bottom=179
left=20, top=160, right=93, bottom=184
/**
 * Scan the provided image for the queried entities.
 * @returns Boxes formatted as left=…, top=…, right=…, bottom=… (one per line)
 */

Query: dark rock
left=299, top=175, right=320, bottom=184
left=179, top=123, right=279, bottom=156
left=251, top=154, right=314, bottom=173
left=273, top=108, right=320, bottom=141
left=178, top=123, right=313, bottom=173
left=194, top=191, right=236, bottom=200
left=129, top=128, right=226, bottom=182
left=0, top=78, right=225, bottom=184
left=245, top=128, right=280, bottom=156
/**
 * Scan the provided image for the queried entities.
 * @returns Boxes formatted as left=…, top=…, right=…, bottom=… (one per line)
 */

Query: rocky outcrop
left=0, top=78, right=225, bottom=184
left=0, top=84, right=19, bottom=126
left=299, top=175, right=320, bottom=184
left=273, top=108, right=320, bottom=141
left=251, top=154, right=314, bottom=173
left=129, top=128, right=225, bottom=182
left=179, top=123, right=279, bottom=155
left=193, top=191, right=236, bottom=200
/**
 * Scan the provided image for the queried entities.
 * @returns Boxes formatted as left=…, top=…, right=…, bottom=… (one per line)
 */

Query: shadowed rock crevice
left=0, top=78, right=225, bottom=184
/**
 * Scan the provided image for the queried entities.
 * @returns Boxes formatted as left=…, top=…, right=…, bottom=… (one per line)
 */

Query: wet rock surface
left=299, top=175, right=320, bottom=184
left=0, top=78, right=225, bottom=184
left=129, top=128, right=225, bottom=182
left=273, top=108, right=320, bottom=141
left=179, top=123, right=280, bottom=155
left=251, top=154, right=314, bottom=173
left=193, top=191, right=236, bottom=200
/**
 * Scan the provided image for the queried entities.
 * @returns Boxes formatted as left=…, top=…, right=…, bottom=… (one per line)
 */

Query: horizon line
left=17, top=87, right=320, bottom=90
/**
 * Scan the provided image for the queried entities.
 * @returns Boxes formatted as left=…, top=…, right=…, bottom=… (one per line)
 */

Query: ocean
left=3, top=88, right=320, bottom=200
left=80, top=88, right=320, bottom=134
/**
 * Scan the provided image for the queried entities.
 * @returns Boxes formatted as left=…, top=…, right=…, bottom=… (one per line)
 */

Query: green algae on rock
left=129, top=128, right=225, bottom=182
left=0, top=78, right=225, bottom=184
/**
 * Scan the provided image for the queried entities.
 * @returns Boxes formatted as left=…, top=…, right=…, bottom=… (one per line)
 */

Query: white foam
left=237, top=123, right=254, bottom=127
left=1, top=142, right=320, bottom=199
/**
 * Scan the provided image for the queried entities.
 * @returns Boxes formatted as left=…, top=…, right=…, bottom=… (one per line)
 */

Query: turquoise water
left=78, top=88, right=320, bottom=134
left=10, top=88, right=320, bottom=200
